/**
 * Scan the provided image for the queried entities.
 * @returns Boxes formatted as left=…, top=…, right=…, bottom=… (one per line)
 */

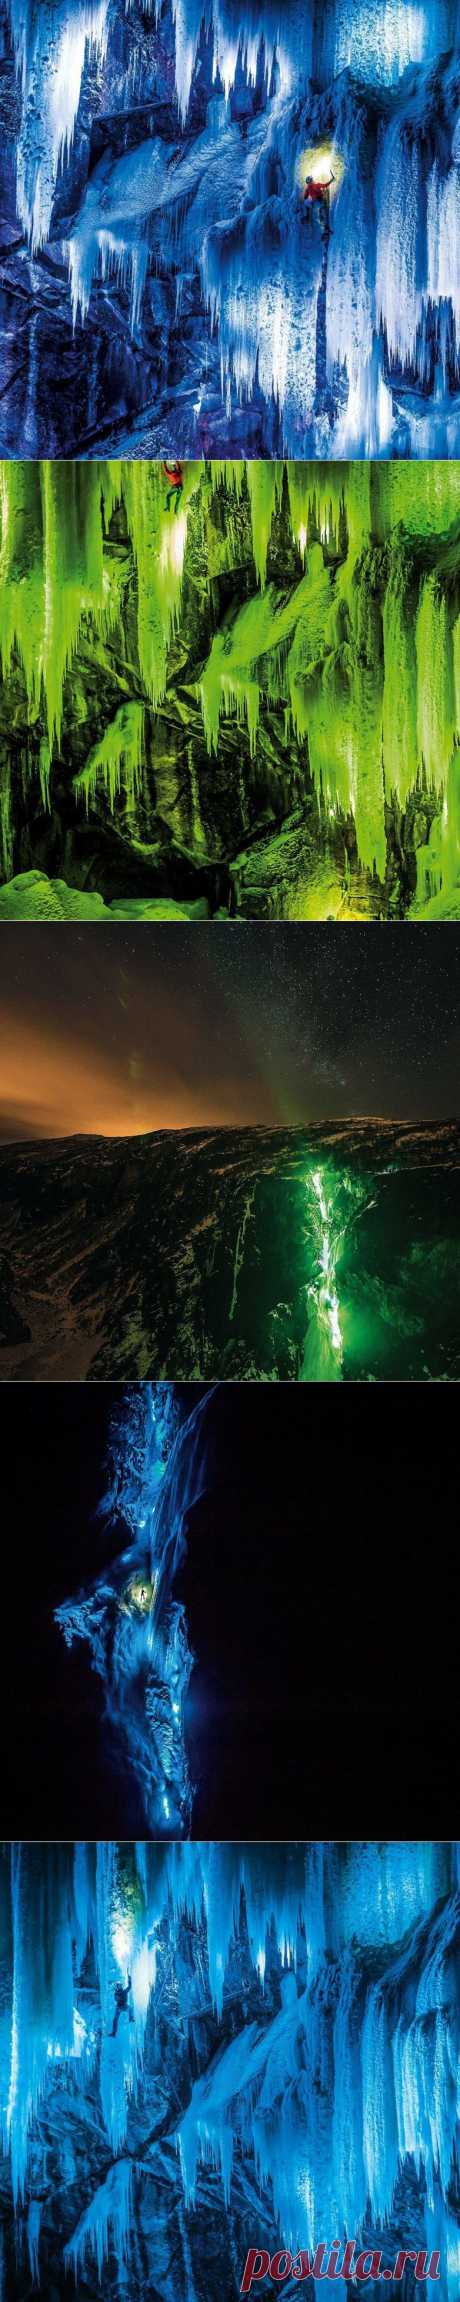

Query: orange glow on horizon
left=0, top=1008, right=275, bottom=1141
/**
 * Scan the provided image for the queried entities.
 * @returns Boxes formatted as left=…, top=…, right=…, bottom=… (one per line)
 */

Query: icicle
left=7, top=1844, right=76, bottom=2204
left=416, top=575, right=456, bottom=789
left=427, top=161, right=460, bottom=351
left=65, top=2157, right=133, bottom=2282
left=376, top=118, right=424, bottom=369
left=41, top=462, right=108, bottom=748
left=326, top=110, right=374, bottom=423
left=170, top=0, right=211, bottom=121
left=0, top=462, right=45, bottom=712
left=74, top=702, right=145, bottom=815
left=8, top=0, right=109, bottom=252
left=0, top=1851, right=13, bottom=2165
left=121, top=462, right=201, bottom=707
left=167, top=0, right=310, bottom=118
left=27, top=2201, right=41, bottom=2285
left=246, top=462, right=283, bottom=586
left=362, top=1983, right=400, bottom=2223
left=383, top=554, right=419, bottom=808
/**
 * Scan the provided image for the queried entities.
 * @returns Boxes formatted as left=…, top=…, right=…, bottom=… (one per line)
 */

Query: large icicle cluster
left=0, top=459, right=202, bottom=756
left=7, top=0, right=109, bottom=250
left=1, top=1, right=460, bottom=456
left=0, top=458, right=459, bottom=910
left=0, top=1842, right=458, bottom=2299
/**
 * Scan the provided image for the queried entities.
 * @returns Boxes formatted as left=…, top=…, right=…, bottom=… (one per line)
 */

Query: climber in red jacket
left=303, top=171, right=335, bottom=206
left=163, top=459, right=184, bottom=514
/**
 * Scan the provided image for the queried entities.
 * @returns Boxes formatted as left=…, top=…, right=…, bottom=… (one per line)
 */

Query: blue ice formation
left=56, top=1385, right=217, bottom=1837
left=0, top=1842, right=458, bottom=2298
left=1, top=0, right=460, bottom=455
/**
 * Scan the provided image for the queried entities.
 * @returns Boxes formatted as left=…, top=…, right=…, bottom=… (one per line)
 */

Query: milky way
left=0, top=925, right=458, bottom=1138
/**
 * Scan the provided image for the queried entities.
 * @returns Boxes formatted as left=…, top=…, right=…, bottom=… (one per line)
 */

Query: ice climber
left=163, top=459, right=184, bottom=513
left=110, top=1975, right=133, bottom=2035
left=303, top=171, right=335, bottom=206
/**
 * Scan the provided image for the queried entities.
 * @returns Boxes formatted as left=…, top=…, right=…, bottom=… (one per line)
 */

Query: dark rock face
left=0, top=0, right=460, bottom=459
left=0, top=1119, right=459, bottom=1380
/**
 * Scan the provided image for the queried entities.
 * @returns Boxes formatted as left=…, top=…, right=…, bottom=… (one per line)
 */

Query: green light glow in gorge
left=303, top=1166, right=344, bottom=1378
left=0, top=458, right=459, bottom=918
left=300, top=1164, right=373, bottom=1380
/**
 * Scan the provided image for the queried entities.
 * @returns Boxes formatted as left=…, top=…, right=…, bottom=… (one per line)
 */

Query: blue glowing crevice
left=55, top=1385, right=215, bottom=1837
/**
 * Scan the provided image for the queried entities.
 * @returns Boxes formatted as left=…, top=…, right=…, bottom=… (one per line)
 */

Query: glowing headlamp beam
left=296, top=143, right=344, bottom=199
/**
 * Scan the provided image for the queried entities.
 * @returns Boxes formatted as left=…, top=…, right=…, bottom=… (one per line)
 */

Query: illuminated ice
left=2, top=0, right=460, bottom=456
left=0, top=1841, right=457, bottom=2295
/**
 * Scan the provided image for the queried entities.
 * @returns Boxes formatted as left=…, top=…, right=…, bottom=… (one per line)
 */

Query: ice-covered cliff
left=1, top=0, right=460, bottom=456
left=0, top=1841, right=458, bottom=2299
left=0, top=1121, right=459, bottom=1383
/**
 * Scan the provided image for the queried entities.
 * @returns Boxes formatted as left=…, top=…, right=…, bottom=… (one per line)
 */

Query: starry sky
left=0, top=926, right=458, bottom=1141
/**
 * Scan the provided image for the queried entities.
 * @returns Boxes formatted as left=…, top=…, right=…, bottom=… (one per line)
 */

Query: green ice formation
left=0, top=459, right=459, bottom=919
left=0, top=873, right=208, bottom=922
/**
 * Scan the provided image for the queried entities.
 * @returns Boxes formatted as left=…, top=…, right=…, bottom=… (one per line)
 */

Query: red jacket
left=163, top=461, right=183, bottom=488
left=304, top=178, right=333, bottom=202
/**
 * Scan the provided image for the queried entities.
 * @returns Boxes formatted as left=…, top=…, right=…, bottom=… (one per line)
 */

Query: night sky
left=0, top=925, right=459, bottom=1141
